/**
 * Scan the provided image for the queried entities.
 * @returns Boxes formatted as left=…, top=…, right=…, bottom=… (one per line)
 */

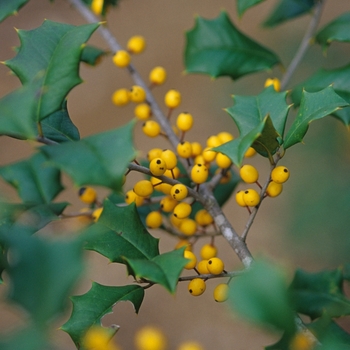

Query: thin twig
left=178, top=270, right=243, bottom=282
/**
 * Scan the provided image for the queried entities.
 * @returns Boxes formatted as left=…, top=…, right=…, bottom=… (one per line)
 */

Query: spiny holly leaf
left=0, top=83, right=38, bottom=140
left=237, top=0, right=267, bottom=17
left=83, top=199, right=159, bottom=263
left=290, top=63, right=350, bottom=126
left=289, top=267, right=350, bottom=319
left=61, top=282, right=144, bottom=347
left=126, top=248, right=188, bottom=294
left=0, top=152, right=63, bottom=204
left=263, top=0, right=316, bottom=27
left=4, top=20, right=99, bottom=121
left=0, top=230, right=84, bottom=325
left=316, top=12, right=350, bottom=50
left=184, top=11, right=280, bottom=80
left=284, top=86, right=349, bottom=149
left=0, top=0, right=29, bottom=23
left=40, top=100, right=80, bottom=142
left=229, top=259, right=295, bottom=335
left=41, top=121, right=136, bottom=192
left=81, top=45, right=107, bottom=66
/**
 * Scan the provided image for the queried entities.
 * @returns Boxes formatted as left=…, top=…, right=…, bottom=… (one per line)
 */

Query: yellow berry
left=191, top=163, right=209, bottom=184
left=150, top=176, right=162, bottom=188
left=170, top=214, right=184, bottom=228
left=161, top=149, right=177, bottom=170
left=184, top=250, right=197, bottom=269
left=170, top=184, right=188, bottom=201
left=130, top=85, right=146, bottom=103
left=240, top=164, right=259, bottom=184
left=78, top=186, right=97, bottom=204
left=127, top=35, right=146, bottom=54
left=159, top=183, right=172, bottom=195
left=177, top=342, right=204, bottom=350
left=215, top=153, right=232, bottom=169
left=133, top=180, right=154, bottom=197
left=164, top=166, right=180, bottom=179
left=243, top=189, right=260, bottom=207
left=112, top=50, right=131, bottom=68
left=149, top=158, right=167, bottom=176
left=176, top=112, right=193, bottom=132
left=173, top=202, right=192, bottom=219
left=177, top=141, right=192, bottom=159
left=112, top=88, right=130, bottom=106
left=135, top=326, right=166, bottom=350
left=191, top=142, right=202, bottom=157
left=207, top=135, right=221, bottom=148
left=142, top=120, right=161, bottom=137
left=179, top=218, right=197, bottom=236
left=149, top=66, right=167, bottom=85
left=134, top=103, right=152, bottom=120
left=264, top=77, right=281, bottom=92
left=197, top=260, right=210, bottom=274
left=244, top=147, right=256, bottom=158
left=235, top=190, right=247, bottom=207
left=188, top=278, right=206, bottom=296
left=92, top=207, right=103, bottom=222
left=207, top=257, right=224, bottom=275
left=202, top=147, right=217, bottom=163
left=290, top=332, right=314, bottom=350
left=91, top=0, right=104, bottom=15
left=271, top=166, right=290, bottom=184
left=164, top=89, right=181, bottom=109
left=194, top=155, right=206, bottom=165
left=175, top=239, right=192, bottom=251
left=200, top=243, right=217, bottom=260
left=195, top=209, right=213, bottom=227
left=266, top=181, right=283, bottom=197
left=147, top=148, right=162, bottom=161
left=83, top=325, right=115, bottom=350
left=160, top=196, right=178, bottom=213
left=213, top=283, right=229, bottom=302
left=145, top=211, right=163, bottom=229
left=125, top=190, right=144, bottom=206
left=217, top=131, right=234, bottom=144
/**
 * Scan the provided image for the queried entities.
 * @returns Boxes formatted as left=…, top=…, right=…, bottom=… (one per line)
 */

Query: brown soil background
left=0, top=0, right=350, bottom=349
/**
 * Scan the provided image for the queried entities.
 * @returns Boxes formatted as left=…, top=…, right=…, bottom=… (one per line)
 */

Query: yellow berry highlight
left=290, top=332, right=315, bottom=350
left=179, top=218, right=197, bottom=236
left=235, top=190, right=247, bottom=207
left=78, top=186, right=97, bottom=204
left=130, top=85, right=146, bottom=103
left=191, top=163, right=209, bottom=184
left=191, top=142, right=202, bottom=157
left=213, top=283, right=229, bottom=302
left=177, top=342, right=204, bottom=350
left=202, top=147, right=217, bottom=163
left=195, top=209, right=213, bottom=227
left=173, top=202, right=192, bottom=219
left=170, top=183, right=188, bottom=201
left=243, top=189, right=260, bottom=207
left=271, top=166, right=290, bottom=184
left=112, top=50, right=131, bottom=68
left=111, top=88, right=130, bottom=106
left=133, top=180, right=154, bottom=198
left=142, top=120, right=161, bottom=137
left=160, top=196, right=178, bottom=212
left=92, top=207, right=103, bottom=222
left=184, top=250, right=197, bottom=269
left=244, top=147, right=256, bottom=158
left=188, top=278, right=206, bottom=296
left=83, top=325, right=119, bottom=350
left=135, top=326, right=167, bottom=350
left=145, top=211, right=163, bottom=229
left=266, top=181, right=283, bottom=197
left=264, top=77, right=281, bottom=92
left=149, top=66, right=167, bottom=85
left=149, top=158, right=167, bottom=176
left=196, top=260, right=210, bottom=274
left=176, top=112, right=194, bottom=132
left=91, top=0, right=104, bottom=16
left=215, top=152, right=232, bottom=169
left=207, top=257, right=224, bottom=275
left=147, top=148, right=163, bottom=161
left=161, top=149, right=177, bottom=170
left=127, top=35, right=146, bottom=54
left=217, top=131, right=234, bottom=144
left=200, top=243, right=217, bottom=260
left=125, top=190, right=144, bottom=206
left=134, top=103, right=152, bottom=120
left=164, top=89, right=181, bottom=109
left=207, top=135, right=221, bottom=148
left=240, top=164, right=259, bottom=184
left=177, top=141, right=192, bottom=159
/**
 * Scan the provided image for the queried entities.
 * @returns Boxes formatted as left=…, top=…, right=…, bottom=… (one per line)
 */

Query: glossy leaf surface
left=0, top=0, right=29, bottom=23
left=237, top=0, right=266, bottom=17
left=81, top=45, right=107, bottom=66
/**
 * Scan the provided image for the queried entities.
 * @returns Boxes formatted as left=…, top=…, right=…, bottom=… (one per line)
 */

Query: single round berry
left=142, top=120, right=161, bottom=137
left=146, top=211, right=163, bottom=229
left=243, top=189, right=260, bottom=207
left=195, top=209, right=213, bottom=227
left=240, top=164, right=259, bottom=184
left=160, top=196, right=178, bottom=212
left=191, top=142, right=202, bottom=157
left=194, top=155, right=206, bottom=165
left=112, top=50, right=131, bottom=68
left=159, top=183, right=172, bottom=195
left=130, top=85, right=146, bottom=103
left=213, top=283, right=229, bottom=302
left=164, top=89, right=181, bottom=109
left=134, top=103, right=152, bottom=120
left=170, top=184, right=188, bottom=201
left=134, top=326, right=167, bottom=350
left=217, top=131, right=234, bottom=144
left=202, top=147, right=217, bottom=163
left=244, top=147, right=256, bottom=158
left=179, top=218, right=197, bottom=236
left=127, top=35, right=146, bottom=54
left=91, top=0, right=103, bottom=15
left=271, top=166, right=290, bottom=184
left=147, top=148, right=162, bottom=161
left=177, top=141, right=192, bottom=159
left=184, top=250, right=197, bottom=270
left=178, top=342, right=204, bottom=350
left=191, top=163, right=209, bottom=184
left=207, top=135, right=221, bottom=148
left=160, top=149, right=177, bottom=170
left=207, top=257, right=225, bottom=275
left=266, top=181, right=283, bottom=197
left=176, top=112, right=193, bottom=132
left=173, top=202, right=192, bottom=219
left=111, top=88, right=130, bottom=106
left=149, top=66, right=167, bottom=85
left=78, top=186, right=97, bottom=204
left=188, top=278, right=206, bottom=296
left=133, top=180, right=154, bottom=198
left=235, top=190, right=247, bottom=207
left=149, top=158, right=167, bottom=176
left=264, top=77, right=281, bottom=92
left=196, top=260, right=210, bottom=274
left=125, top=190, right=144, bottom=206
left=216, top=153, right=232, bottom=169
left=92, top=207, right=103, bottom=222
left=200, top=243, right=217, bottom=260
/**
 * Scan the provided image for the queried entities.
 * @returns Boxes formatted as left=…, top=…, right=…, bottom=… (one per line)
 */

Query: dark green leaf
left=184, top=11, right=280, bottom=80
left=229, top=259, right=295, bottom=334
left=5, top=20, right=99, bottom=121
left=83, top=199, right=159, bottom=263
left=316, top=12, right=350, bottom=49
left=263, top=0, right=316, bottom=27
left=81, top=45, right=107, bottom=66
left=289, top=267, right=350, bottom=319
left=0, top=231, right=84, bottom=325
left=264, top=332, right=293, bottom=350
left=284, top=86, right=349, bottom=149
left=41, top=121, right=136, bottom=192
left=126, top=248, right=188, bottom=293
left=0, top=153, right=63, bottom=204
left=237, top=0, right=266, bottom=17
left=0, top=0, right=29, bottom=23
left=61, top=282, right=144, bottom=347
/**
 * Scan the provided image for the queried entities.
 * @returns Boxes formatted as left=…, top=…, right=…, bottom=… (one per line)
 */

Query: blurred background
left=0, top=0, right=350, bottom=349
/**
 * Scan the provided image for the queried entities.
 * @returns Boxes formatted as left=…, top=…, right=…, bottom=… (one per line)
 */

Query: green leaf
left=284, top=86, right=349, bottom=149
left=5, top=20, right=99, bottom=121
left=229, top=259, right=295, bottom=334
left=41, top=121, right=136, bottom=192
left=40, top=100, right=80, bottom=142
left=290, top=63, right=350, bottom=126
left=0, top=0, right=29, bottom=23
left=0, top=231, right=84, bottom=325
left=184, top=11, right=280, bottom=80
left=289, top=267, right=350, bottom=319
left=237, top=0, right=266, bottom=17
left=0, top=152, right=63, bottom=204
left=0, top=83, right=38, bottom=140
left=316, top=12, right=350, bottom=49
left=126, top=248, right=188, bottom=293
left=263, top=0, right=316, bottom=27
left=61, top=282, right=144, bottom=347
left=83, top=199, right=159, bottom=263
left=81, top=45, right=107, bottom=66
